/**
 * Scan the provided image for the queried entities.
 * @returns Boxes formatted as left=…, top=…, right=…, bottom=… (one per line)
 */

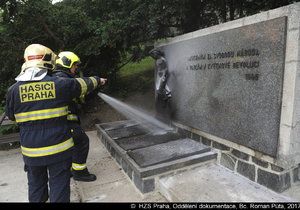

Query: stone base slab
left=96, top=120, right=217, bottom=193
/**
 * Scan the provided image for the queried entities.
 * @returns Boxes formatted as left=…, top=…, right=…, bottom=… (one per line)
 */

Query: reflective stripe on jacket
left=21, top=138, right=74, bottom=157
left=15, top=106, right=68, bottom=123
left=5, top=74, right=98, bottom=166
left=53, top=70, right=100, bottom=123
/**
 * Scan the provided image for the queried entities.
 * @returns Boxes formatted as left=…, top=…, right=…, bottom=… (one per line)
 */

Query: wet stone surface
left=100, top=120, right=138, bottom=131
left=106, top=124, right=147, bottom=140
left=115, top=132, right=181, bottom=151
left=99, top=120, right=213, bottom=168
left=128, top=138, right=211, bottom=167
left=97, top=120, right=217, bottom=193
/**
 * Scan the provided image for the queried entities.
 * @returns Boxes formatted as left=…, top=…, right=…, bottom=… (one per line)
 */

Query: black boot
left=71, top=168, right=97, bottom=182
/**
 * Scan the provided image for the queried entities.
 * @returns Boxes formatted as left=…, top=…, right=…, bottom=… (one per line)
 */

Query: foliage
left=0, top=124, right=19, bottom=135
left=0, top=0, right=299, bottom=104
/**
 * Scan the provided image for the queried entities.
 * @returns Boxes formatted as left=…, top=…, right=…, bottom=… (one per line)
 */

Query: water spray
left=98, top=92, right=174, bottom=135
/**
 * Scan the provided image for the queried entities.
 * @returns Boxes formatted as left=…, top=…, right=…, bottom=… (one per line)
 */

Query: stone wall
left=157, top=3, right=300, bottom=171
left=174, top=122, right=300, bottom=192
left=157, top=3, right=300, bottom=168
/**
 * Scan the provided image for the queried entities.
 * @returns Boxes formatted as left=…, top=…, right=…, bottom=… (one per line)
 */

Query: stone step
left=96, top=120, right=218, bottom=194
left=116, top=132, right=181, bottom=151
left=106, top=124, right=147, bottom=140
left=0, top=133, right=20, bottom=150
left=99, top=120, right=138, bottom=131
left=128, top=138, right=211, bottom=168
left=158, top=163, right=296, bottom=202
left=0, top=133, right=20, bottom=144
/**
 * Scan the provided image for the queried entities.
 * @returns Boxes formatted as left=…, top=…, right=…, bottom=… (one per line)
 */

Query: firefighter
left=5, top=44, right=104, bottom=202
left=54, top=51, right=106, bottom=182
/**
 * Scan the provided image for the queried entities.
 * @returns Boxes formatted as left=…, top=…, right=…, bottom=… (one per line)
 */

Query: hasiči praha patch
left=19, top=82, right=56, bottom=102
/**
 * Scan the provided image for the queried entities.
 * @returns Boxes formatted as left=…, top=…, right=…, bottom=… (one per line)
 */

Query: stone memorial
left=153, top=3, right=300, bottom=192
left=97, top=3, right=300, bottom=194
left=157, top=17, right=286, bottom=157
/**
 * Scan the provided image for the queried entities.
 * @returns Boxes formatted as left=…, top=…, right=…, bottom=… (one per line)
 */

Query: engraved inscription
left=159, top=17, right=287, bottom=157
left=187, top=48, right=260, bottom=76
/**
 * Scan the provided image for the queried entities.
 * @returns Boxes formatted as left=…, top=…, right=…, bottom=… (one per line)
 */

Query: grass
left=119, top=56, right=155, bottom=78
left=116, top=56, right=155, bottom=97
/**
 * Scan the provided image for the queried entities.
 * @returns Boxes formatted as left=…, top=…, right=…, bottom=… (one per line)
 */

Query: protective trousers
left=25, top=158, right=72, bottom=202
left=70, top=123, right=89, bottom=170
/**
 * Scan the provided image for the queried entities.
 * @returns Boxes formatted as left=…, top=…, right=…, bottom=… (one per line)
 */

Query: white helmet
left=15, top=44, right=56, bottom=81
left=23, top=44, right=57, bottom=70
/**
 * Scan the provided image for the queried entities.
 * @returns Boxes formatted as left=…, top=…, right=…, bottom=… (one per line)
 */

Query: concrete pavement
left=74, top=131, right=300, bottom=202
left=73, top=131, right=167, bottom=202
left=0, top=130, right=299, bottom=202
left=0, top=148, right=27, bottom=202
left=0, top=131, right=166, bottom=202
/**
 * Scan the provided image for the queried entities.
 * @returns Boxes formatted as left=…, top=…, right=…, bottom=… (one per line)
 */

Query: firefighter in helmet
left=5, top=44, right=105, bottom=202
left=54, top=51, right=106, bottom=182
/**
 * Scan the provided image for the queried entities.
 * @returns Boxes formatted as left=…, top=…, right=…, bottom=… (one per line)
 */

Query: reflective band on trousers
left=72, top=163, right=87, bottom=171
left=14, top=106, right=68, bottom=123
left=75, top=78, right=87, bottom=98
left=89, top=77, right=98, bottom=89
left=21, top=138, right=74, bottom=157
left=67, top=114, right=78, bottom=121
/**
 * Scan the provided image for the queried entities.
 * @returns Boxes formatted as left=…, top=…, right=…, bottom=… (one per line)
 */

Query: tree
left=0, top=0, right=299, bottom=102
